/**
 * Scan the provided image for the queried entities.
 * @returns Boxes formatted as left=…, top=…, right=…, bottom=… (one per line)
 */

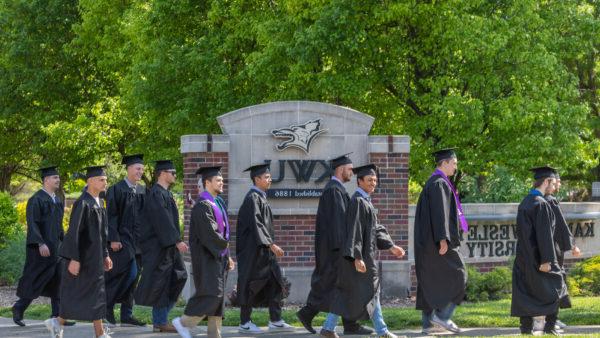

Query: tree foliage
left=0, top=0, right=599, bottom=200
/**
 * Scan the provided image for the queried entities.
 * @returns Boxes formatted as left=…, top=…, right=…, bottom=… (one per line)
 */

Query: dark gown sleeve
left=25, top=196, right=45, bottom=246
left=250, top=195, right=274, bottom=247
left=101, top=206, right=109, bottom=258
left=191, top=203, right=228, bottom=258
left=106, top=185, right=121, bottom=242
left=550, top=200, right=574, bottom=251
left=145, top=190, right=180, bottom=248
left=61, top=200, right=86, bottom=261
left=329, top=189, right=348, bottom=251
left=535, top=201, right=557, bottom=264
left=428, top=181, right=451, bottom=243
left=344, top=198, right=364, bottom=260
left=375, top=222, right=394, bottom=250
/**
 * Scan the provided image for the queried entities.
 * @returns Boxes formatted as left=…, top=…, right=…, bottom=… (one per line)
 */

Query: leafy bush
left=569, top=256, right=600, bottom=296
left=466, top=265, right=512, bottom=302
left=461, top=166, right=530, bottom=203
left=0, top=230, right=25, bottom=286
left=0, top=191, right=20, bottom=248
left=16, top=200, right=27, bottom=226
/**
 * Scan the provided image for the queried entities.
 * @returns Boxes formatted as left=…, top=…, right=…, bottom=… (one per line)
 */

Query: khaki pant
left=181, top=315, right=222, bottom=338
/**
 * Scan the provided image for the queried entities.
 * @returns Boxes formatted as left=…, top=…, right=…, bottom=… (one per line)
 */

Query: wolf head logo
left=271, top=119, right=327, bottom=153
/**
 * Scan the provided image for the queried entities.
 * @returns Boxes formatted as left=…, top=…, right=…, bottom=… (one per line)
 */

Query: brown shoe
left=153, top=323, right=177, bottom=333
left=320, top=328, right=340, bottom=338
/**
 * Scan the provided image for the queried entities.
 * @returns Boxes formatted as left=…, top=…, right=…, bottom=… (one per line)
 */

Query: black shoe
left=343, top=325, right=374, bottom=335
left=12, top=306, right=25, bottom=327
left=296, top=308, right=316, bottom=334
left=63, top=320, right=76, bottom=326
left=121, top=316, right=146, bottom=327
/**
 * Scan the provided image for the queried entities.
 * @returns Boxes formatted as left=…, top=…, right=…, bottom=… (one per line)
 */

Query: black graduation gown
left=305, top=179, right=350, bottom=312
left=546, top=195, right=573, bottom=309
left=414, top=175, right=467, bottom=312
left=134, top=184, right=187, bottom=308
left=59, top=192, right=109, bottom=321
left=511, top=193, right=567, bottom=317
left=104, top=180, right=145, bottom=305
left=16, top=190, right=64, bottom=300
left=330, top=191, right=394, bottom=321
left=184, top=198, right=229, bottom=317
left=236, top=189, right=284, bottom=307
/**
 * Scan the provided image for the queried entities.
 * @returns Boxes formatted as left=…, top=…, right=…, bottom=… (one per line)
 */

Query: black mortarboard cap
left=85, top=165, right=107, bottom=179
left=244, top=163, right=270, bottom=179
left=330, top=153, right=353, bottom=170
left=122, top=154, right=144, bottom=167
left=196, top=165, right=222, bottom=181
left=530, top=166, right=557, bottom=180
left=154, top=160, right=175, bottom=171
left=433, top=148, right=457, bottom=163
left=39, top=166, right=59, bottom=179
left=352, top=164, right=378, bottom=178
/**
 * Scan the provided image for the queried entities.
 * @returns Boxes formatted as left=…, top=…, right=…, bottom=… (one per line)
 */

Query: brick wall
left=370, top=152, right=410, bottom=261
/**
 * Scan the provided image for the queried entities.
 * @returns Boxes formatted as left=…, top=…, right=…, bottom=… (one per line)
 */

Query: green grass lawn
left=1, top=297, right=599, bottom=330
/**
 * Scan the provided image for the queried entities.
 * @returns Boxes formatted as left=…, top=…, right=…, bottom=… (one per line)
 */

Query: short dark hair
left=436, top=158, right=452, bottom=167
left=533, top=177, right=548, bottom=188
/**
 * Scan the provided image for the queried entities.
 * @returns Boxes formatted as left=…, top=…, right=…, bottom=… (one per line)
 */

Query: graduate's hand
left=104, top=257, right=113, bottom=271
left=439, top=239, right=448, bottom=255
left=68, top=260, right=80, bottom=276
left=354, top=259, right=367, bottom=273
left=39, top=244, right=50, bottom=257
left=572, top=246, right=581, bottom=257
left=389, top=245, right=405, bottom=258
left=228, top=257, right=235, bottom=271
left=539, top=262, right=551, bottom=273
left=176, top=241, right=189, bottom=253
left=110, top=242, right=123, bottom=252
left=270, top=244, right=284, bottom=257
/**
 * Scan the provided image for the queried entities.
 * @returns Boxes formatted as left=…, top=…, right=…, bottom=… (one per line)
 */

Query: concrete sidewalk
left=1, top=318, right=600, bottom=337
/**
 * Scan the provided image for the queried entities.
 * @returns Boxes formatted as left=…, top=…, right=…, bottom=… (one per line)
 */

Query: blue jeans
left=422, top=302, right=457, bottom=329
left=119, top=259, right=138, bottom=320
left=152, top=302, right=176, bottom=326
left=323, top=296, right=388, bottom=335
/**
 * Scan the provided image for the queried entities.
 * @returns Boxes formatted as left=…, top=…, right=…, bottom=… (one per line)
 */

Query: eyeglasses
left=166, top=170, right=177, bottom=176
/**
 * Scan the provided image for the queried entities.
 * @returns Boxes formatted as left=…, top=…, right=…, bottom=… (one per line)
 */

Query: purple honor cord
left=430, top=169, right=469, bottom=232
left=198, top=191, right=230, bottom=256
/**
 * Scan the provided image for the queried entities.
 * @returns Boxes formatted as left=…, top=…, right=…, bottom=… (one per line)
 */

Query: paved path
left=1, top=318, right=600, bottom=337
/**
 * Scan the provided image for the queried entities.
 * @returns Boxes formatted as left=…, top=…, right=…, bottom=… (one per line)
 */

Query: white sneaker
left=44, top=318, right=63, bottom=338
left=97, top=333, right=112, bottom=338
left=556, top=320, right=567, bottom=329
left=172, top=317, right=192, bottom=338
left=268, top=320, right=295, bottom=331
left=430, top=314, right=462, bottom=333
left=239, top=321, right=263, bottom=334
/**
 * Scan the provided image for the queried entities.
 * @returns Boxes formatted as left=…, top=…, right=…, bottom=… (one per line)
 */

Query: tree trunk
left=0, top=164, right=17, bottom=194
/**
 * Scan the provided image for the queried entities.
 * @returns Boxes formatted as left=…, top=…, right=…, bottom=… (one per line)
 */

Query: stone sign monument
left=181, top=101, right=411, bottom=302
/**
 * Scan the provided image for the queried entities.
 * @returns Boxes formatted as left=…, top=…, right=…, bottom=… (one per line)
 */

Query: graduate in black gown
left=236, top=163, right=295, bottom=334
left=172, top=166, right=235, bottom=338
left=414, top=149, right=467, bottom=334
left=297, top=153, right=371, bottom=335
left=134, top=160, right=188, bottom=333
left=541, top=172, right=581, bottom=330
left=511, top=166, right=568, bottom=335
left=45, top=166, right=114, bottom=338
left=104, top=154, right=146, bottom=327
left=13, top=166, right=66, bottom=327
left=323, top=164, right=405, bottom=338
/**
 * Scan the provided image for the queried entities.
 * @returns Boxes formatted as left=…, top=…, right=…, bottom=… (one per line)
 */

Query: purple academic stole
left=430, top=169, right=469, bottom=232
left=198, top=191, right=230, bottom=256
